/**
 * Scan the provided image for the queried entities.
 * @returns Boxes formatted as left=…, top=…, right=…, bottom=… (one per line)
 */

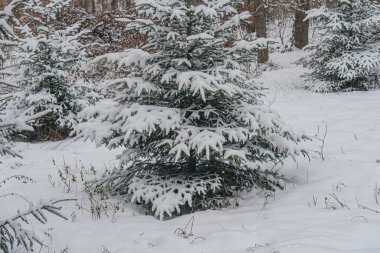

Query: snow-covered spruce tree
left=3, top=0, right=94, bottom=140
left=302, top=0, right=380, bottom=92
left=75, top=0, right=308, bottom=219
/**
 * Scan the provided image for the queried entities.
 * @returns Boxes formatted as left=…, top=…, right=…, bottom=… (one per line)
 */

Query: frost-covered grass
left=1, top=51, right=380, bottom=253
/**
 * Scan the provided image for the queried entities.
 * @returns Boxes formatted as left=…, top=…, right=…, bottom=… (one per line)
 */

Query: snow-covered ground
left=1, top=51, right=380, bottom=253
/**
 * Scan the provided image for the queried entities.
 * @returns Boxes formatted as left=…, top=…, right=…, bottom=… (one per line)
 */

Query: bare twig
left=329, top=193, right=350, bottom=210
left=314, top=122, right=328, bottom=161
left=356, top=198, right=380, bottom=214
left=190, top=236, right=206, bottom=245
left=351, top=216, right=368, bottom=223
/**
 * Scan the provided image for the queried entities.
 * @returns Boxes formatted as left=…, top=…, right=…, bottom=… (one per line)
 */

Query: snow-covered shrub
left=302, top=0, right=380, bottom=92
left=76, top=0, right=308, bottom=219
left=2, top=0, right=96, bottom=141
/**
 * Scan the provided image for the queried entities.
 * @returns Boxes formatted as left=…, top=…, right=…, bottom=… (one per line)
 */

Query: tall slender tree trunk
left=254, top=0, right=268, bottom=64
left=83, top=0, right=91, bottom=13
left=91, top=0, right=96, bottom=13
left=188, top=150, right=197, bottom=171
left=293, top=0, right=310, bottom=49
left=111, top=0, right=118, bottom=12
left=326, top=0, right=337, bottom=8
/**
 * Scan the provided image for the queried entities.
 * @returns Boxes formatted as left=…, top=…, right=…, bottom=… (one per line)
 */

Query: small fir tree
left=76, top=0, right=308, bottom=219
left=302, top=0, right=380, bottom=92
left=3, top=0, right=94, bottom=140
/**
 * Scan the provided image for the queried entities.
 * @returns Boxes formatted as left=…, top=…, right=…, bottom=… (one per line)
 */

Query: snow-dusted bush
left=2, top=0, right=96, bottom=140
left=76, top=0, right=308, bottom=219
left=302, top=0, right=380, bottom=92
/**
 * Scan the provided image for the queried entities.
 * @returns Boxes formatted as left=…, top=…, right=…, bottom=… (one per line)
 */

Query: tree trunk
left=254, top=0, right=268, bottom=64
left=188, top=150, right=197, bottom=171
left=326, top=0, right=337, bottom=8
left=293, top=0, right=310, bottom=49
left=245, top=0, right=256, bottom=33
left=111, top=0, right=118, bottom=12
left=91, top=0, right=96, bottom=13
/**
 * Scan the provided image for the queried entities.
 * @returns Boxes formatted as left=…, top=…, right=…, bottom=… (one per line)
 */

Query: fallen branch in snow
left=0, top=175, right=34, bottom=187
left=0, top=144, right=22, bottom=159
left=0, top=198, right=75, bottom=252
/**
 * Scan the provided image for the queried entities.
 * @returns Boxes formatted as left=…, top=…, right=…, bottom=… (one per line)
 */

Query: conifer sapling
left=302, top=0, right=380, bottom=92
left=76, top=0, right=308, bottom=219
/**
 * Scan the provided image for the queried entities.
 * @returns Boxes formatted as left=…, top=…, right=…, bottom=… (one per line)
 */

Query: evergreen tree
left=76, top=0, right=308, bottom=219
left=302, top=0, right=380, bottom=92
left=3, top=0, right=94, bottom=140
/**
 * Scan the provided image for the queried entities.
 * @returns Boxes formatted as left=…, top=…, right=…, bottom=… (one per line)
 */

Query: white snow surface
left=1, top=51, right=380, bottom=253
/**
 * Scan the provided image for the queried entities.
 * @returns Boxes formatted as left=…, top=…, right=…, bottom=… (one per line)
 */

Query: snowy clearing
left=1, top=51, right=380, bottom=253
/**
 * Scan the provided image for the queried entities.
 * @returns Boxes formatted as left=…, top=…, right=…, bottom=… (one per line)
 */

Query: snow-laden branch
left=0, top=109, right=52, bottom=131
left=94, top=49, right=150, bottom=69
left=0, top=80, right=19, bottom=89
left=0, top=198, right=75, bottom=251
